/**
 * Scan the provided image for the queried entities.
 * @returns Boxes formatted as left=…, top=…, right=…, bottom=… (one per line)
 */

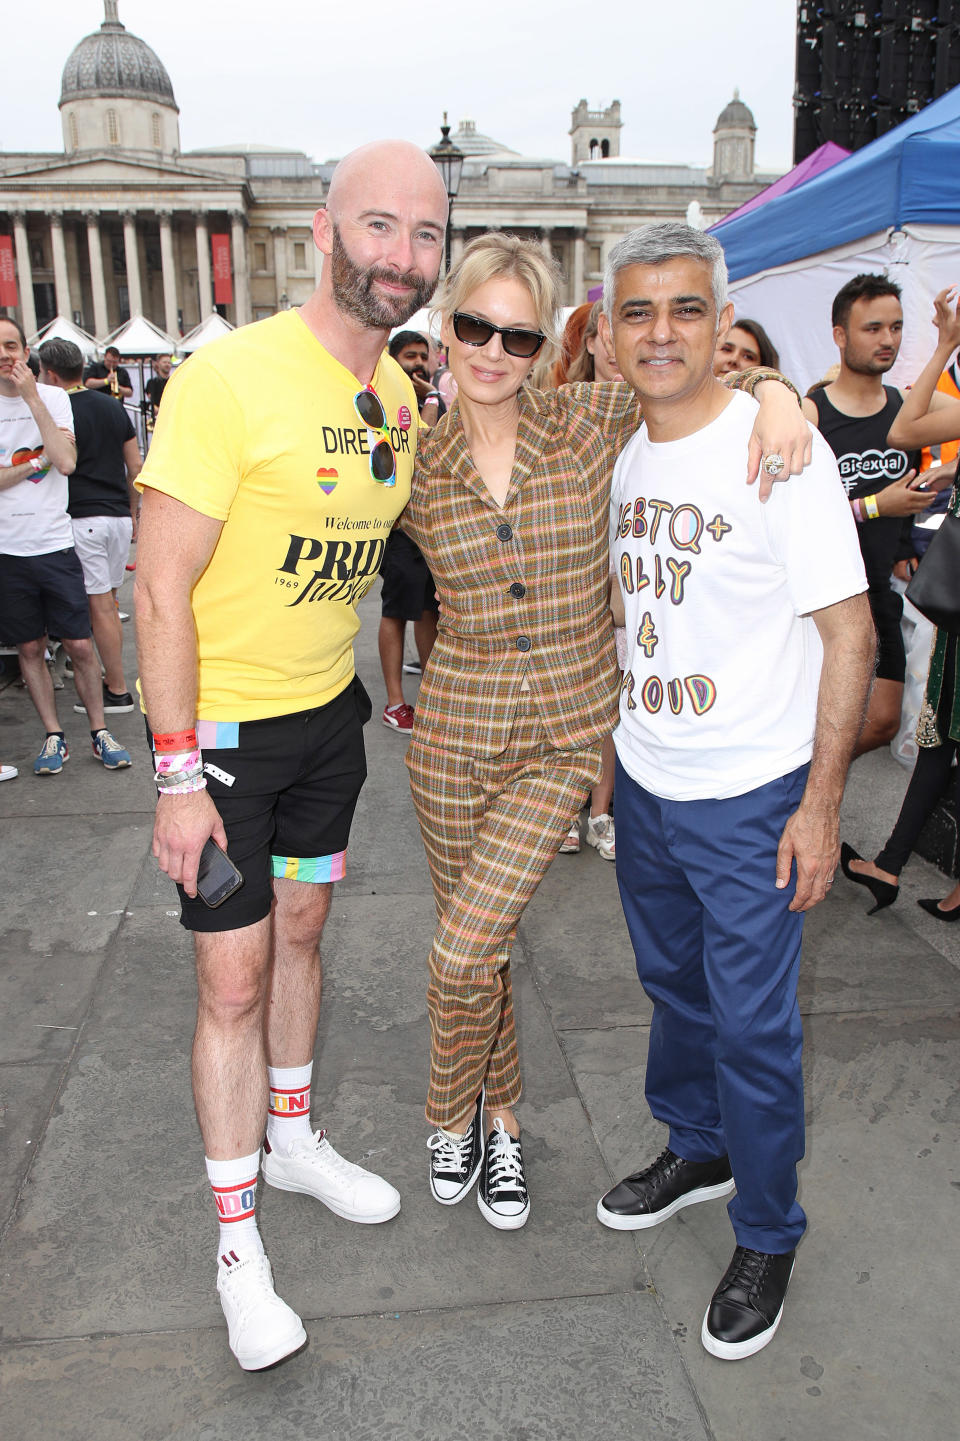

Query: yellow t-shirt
left=138, top=310, right=418, bottom=720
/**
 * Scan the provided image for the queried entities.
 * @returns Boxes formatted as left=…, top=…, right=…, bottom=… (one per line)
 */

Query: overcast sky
left=3, top=0, right=799, bottom=173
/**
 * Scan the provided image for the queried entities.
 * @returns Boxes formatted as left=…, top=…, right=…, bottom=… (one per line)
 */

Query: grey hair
left=603, top=223, right=729, bottom=323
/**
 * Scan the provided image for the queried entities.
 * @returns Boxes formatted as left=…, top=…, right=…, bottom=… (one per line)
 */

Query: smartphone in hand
left=196, top=838, right=244, bottom=908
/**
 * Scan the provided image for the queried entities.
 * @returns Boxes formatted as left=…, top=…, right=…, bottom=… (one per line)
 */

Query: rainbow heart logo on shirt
left=316, top=466, right=338, bottom=495
left=12, top=446, right=51, bottom=479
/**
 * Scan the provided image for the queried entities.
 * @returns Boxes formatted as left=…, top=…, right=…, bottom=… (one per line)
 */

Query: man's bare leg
left=88, top=589, right=127, bottom=695
left=378, top=615, right=407, bottom=709
left=264, top=877, right=329, bottom=1067
left=194, top=917, right=306, bottom=1369
left=193, top=917, right=272, bottom=1159
left=853, top=678, right=902, bottom=758
left=413, top=609, right=438, bottom=670
left=61, top=636, right=107, bottom=732
left=260, top=875, right=400, bottom=1221
left=17, top=637, right=61, bottom=733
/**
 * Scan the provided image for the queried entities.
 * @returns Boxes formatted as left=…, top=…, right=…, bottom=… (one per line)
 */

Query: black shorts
left=148, top=677, right=372, bottom=933
left=380, top=530, right=439, bottom=621
left=0, top=548, right=91, bottom=644
left=868, top=586, right=906, bottom=684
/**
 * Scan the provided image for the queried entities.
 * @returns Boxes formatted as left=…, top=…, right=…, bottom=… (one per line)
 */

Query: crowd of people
left=1, top=136, right=958, bottom=1376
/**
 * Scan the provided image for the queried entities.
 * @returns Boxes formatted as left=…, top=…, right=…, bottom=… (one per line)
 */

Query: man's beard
left=330, top=225, right=436, bottom=329
left=845, top=349, right=898, bottom=377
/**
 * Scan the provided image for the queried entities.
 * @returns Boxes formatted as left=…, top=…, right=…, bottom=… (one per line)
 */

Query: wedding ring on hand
left=762, top=452, right=786, bottom=477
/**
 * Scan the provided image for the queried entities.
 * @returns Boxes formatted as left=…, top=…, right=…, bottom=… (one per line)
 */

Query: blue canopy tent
left=710, top=85, right=960, bottom=389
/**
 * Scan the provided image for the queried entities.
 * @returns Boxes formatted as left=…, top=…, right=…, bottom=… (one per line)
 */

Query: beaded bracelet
left=156, top=774, right=208, bottom=796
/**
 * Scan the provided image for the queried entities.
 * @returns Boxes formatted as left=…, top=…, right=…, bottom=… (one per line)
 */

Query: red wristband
left=152, top=728, right=198, bottom=753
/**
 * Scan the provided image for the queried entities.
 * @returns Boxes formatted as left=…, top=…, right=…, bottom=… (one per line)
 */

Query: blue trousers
left=615, top=759, right=809, bottom=1253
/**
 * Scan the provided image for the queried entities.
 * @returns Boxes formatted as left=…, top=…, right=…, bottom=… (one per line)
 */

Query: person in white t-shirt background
left=0, top=317, right=131, bottom=776
left=592, top=224, right=875, bottom=1362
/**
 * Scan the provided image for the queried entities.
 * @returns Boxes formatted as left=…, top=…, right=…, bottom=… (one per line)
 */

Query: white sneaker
left=559, top=821, right=581, bottom=854
left=216, top=1251, right=306, bottom=1371
left=586, top=814, right=616, bottom=861
left=262, top=1129, right=401, bottom=1223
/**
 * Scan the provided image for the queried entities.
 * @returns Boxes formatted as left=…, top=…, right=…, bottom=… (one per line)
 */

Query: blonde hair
left=432, top=233, right=563, bottom=360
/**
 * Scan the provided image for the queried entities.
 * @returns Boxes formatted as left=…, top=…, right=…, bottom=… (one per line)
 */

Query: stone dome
left=60, top=2, right=177, bottom=110
left=450, top=119, right=519, bottom=159
left=714, top=91, right=755, bottom=132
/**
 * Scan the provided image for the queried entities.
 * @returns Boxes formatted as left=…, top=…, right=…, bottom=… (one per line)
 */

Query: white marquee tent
left=179, top=313, right=234, bottom=353
left=101, top=315, right=177, bottom=359
left=27, top=315, right=99, bottom=361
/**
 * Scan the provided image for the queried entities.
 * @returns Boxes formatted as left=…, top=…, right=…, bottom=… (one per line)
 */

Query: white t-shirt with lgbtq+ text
left=609, top=388, right=868, bottom=802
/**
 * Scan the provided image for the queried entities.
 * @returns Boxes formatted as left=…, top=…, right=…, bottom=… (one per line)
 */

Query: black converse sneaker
left=477, top=1118, right=530, bottom=1230
left=701, top=1245, right=796, bottom=1360
left=428, top=1090, right=484, bottom=1205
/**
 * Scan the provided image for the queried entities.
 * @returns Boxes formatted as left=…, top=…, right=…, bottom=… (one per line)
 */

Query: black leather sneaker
left=701, top=1245, right=796, bottom=1360
left=428, top=1089, right=484, bottom=1205
left=477, top=1119, right=530, bottom=1230
left=597, top=1147, right=735, bottom=1230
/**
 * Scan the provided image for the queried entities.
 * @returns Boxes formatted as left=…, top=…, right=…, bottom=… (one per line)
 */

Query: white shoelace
left=292, top=1129, right=358, bottom=1176
left=39, top=735, right=62, bottom=758
left=485, top=1120, right=525, bottom=1194
left=220, top=1256, right=280, bottom=1320
left=428, top=1125, right=473, bottom=1172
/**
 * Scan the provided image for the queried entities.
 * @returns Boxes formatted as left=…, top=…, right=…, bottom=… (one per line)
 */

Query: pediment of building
left=0, top=151, right=241, bottom=189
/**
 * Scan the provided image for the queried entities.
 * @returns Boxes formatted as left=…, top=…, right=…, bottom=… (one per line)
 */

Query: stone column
left=85, top=212, right=110, bottom=336
left=11, top=212, right=37, bottom=337
left=157, top=210, right=179, bottom=336
left=313, top=231, right=324, bottom=286
left=121, top=211, right=143, bottom=316
left=48, top=211, right=72, bottom=318
left=540, top=226, right=554, bottom=258
left=193, top=212, right=213, bottom=318
left=230, top=211, right=250, bottom=326
left=450, top=228, right=465, bottom=267
left=572, top=229, right=586, bottom=304
left=271, top=226, right=288, bottom=310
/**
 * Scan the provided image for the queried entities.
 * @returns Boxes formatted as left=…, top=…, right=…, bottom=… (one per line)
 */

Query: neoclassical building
left=0, top=3, right=778, bottom=340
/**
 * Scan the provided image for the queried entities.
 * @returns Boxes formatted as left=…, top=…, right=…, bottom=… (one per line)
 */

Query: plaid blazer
left=402, top=381, right=641, bottom=759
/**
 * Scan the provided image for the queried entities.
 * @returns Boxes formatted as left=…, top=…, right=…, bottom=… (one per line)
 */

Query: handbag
left=906, top=485, right=960, bottom=633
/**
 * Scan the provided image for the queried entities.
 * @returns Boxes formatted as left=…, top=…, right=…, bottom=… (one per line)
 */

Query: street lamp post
left=428, top=113, right=464, bottom=274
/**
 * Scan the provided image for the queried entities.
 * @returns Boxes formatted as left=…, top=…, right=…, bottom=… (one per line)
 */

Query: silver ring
left=762, top=452, right=785, bottom=477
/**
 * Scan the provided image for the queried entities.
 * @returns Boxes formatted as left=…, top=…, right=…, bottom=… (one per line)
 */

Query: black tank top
left=813, top=386, right=920, bottom=589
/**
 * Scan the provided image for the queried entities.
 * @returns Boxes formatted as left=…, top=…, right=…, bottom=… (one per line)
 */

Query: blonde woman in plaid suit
left=400, top=233, right=809, bottom=1229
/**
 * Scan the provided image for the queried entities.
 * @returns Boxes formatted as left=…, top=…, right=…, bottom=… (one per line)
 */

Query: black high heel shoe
left=917, top=897, right=960, bottom=923
left=839, top=842, right=899, bottom=915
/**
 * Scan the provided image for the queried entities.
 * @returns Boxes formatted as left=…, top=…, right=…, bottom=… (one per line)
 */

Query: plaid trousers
left=407, top=696, right=600, bottom=1128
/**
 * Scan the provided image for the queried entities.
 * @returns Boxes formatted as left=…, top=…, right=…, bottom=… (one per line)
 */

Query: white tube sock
left=205, top=1150, right=263, bottom=1261
left=266, top=1062, right=314, bottom=1152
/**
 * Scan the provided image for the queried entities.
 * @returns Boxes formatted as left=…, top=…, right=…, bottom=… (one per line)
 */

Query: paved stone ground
left=1, top=576, right=958, bottom=1441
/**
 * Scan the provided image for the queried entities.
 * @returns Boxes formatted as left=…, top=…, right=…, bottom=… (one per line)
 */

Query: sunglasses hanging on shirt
left=354, top=385, right=396, bottom=485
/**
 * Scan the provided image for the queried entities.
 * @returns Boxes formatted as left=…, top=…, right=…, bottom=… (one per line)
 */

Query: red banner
left=0, top=236, right=18, bottom=308
left=211, top=233, right=233, bottom=305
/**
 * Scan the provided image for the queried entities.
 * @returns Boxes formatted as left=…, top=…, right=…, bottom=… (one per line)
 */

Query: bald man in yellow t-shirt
left=134, top=141, right=449, bottom=1373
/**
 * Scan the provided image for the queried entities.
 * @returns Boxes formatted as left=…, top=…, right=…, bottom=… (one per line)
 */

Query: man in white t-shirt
left=0, top=318, right=131, bottom=775
left=593, top=224, right=874, bottom=1361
